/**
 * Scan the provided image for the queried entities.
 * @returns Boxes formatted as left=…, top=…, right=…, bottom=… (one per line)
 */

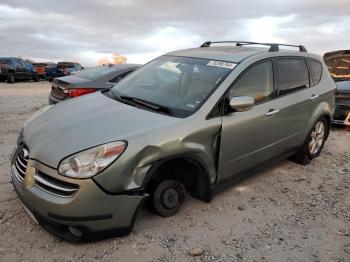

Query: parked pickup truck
left=0, top=57, right=38, bottom=83
left=45, top=62, right=84, bottom=81
left=32, top=63, right=49, bottom=79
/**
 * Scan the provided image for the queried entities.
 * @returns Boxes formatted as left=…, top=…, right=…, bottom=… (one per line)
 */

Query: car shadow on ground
left=332, top=124, right=350, bottom=132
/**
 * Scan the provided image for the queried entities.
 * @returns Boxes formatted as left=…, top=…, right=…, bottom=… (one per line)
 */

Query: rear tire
left=7, top=73, right=15, bottom=83
left=291, top=117, right=328, bottom=165
left=32, top=74, right=39, bottom=82
left=150, top=180, right=185, bottom=217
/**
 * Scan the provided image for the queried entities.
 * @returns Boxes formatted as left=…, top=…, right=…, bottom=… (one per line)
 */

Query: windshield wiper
left=115, top=94, right=172, bottom=115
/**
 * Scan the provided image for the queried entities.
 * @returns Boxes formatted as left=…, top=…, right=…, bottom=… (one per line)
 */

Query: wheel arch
left=143, top=154, right=213, bottom=203
left=307, top=101, right=333, bottom=140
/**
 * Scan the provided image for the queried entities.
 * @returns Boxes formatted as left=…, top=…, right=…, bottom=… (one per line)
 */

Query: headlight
left=58, top=141, right=127, bottom=178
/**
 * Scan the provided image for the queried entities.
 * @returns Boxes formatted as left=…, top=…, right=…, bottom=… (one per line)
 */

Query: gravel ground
left=0, top=81, right=349, bottom=262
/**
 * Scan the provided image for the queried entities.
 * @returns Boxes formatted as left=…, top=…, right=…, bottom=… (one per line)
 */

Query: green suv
left=11, top=41, right=335, bottom=241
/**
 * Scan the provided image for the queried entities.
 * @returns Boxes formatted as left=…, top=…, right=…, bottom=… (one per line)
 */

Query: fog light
left=68, top=226, right=82, bottom=238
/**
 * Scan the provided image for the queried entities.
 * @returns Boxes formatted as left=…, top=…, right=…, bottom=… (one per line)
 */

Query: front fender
left=93, top=118, right=221, bottom=194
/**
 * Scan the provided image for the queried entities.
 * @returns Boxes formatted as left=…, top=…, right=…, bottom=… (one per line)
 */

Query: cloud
left=0, top=0, right=349, bottom=65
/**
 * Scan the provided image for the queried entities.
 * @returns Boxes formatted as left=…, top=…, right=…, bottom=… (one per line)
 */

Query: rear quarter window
left=276, top=58, right=310, bottom=96
left=109, top=71, right=132, bottom=83
left=307, top=59, right=322, bottom=86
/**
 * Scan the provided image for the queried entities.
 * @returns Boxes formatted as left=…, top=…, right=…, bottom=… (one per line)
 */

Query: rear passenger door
left=272, top=57, right=315, bottom=149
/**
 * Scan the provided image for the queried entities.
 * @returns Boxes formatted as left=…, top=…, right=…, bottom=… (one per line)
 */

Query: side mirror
left=229, top=96, right=255, bottom=112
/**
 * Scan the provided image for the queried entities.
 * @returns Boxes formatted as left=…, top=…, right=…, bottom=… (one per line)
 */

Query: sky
left=0, top=0, right=349, bottom=66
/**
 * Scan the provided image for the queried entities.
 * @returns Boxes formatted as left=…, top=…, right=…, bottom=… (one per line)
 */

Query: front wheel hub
left=162, top=188, right=179, bottom=209
left=308, top=120, right=325, bottom=154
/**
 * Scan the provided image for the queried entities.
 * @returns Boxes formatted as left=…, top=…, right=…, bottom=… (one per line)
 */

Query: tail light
left=68, top=88, right=97, bottom=97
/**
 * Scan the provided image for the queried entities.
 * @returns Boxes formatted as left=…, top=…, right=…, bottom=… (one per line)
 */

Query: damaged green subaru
left=11, top=41, right=335, bottom=241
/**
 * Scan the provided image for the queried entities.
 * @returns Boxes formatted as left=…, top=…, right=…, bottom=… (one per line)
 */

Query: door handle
left=309, top=94, right=319, bottom=100
left=265, top=109, right=279, bottom=116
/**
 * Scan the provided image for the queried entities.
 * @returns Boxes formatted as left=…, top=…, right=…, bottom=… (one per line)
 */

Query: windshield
left=0, top=59, right=12, bottom=65
left=58, top=62, right=75, bottom=69
left=75, top=66, right=116, bottom=80
left=111, top=55, right=234, bottom=117
left=45, top=64, right=57, bottom=69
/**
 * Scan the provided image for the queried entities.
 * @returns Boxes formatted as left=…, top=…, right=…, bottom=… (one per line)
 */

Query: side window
left=19, top=60, right=26, bottom=67
left=109, top=71, right=131, bottom=83
left=229, top=61, right=274, bottom=103
left=276, top=58, right=310, bottom=95
left=307, top=59, right=322, bottom=86
left=12, top=59, right=20, bottom=67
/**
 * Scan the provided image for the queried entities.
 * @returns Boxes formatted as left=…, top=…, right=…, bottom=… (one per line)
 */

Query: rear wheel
left=291, top=117, right=328, bottom=165
left=307, top=119, right=326, bottom=158
left=150, top=180, right=185, bottom=217
left=32, top=74, right=39, bottom=82
left=7, top=73, right=15, bottom=83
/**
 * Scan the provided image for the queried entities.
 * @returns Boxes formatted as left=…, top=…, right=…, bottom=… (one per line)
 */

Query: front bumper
left=11, top=156, right=147, bottom=242
left=333, top=101, right=350, bottom=126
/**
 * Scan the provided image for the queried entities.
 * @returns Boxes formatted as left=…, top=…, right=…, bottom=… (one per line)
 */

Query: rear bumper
left=11, top=159, right=147, bottom=242
left=333, top=111, right=350, bottom=125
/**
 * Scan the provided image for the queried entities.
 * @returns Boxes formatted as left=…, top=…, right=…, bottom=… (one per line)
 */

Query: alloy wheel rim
left=308, top=121, right=325, bottom=155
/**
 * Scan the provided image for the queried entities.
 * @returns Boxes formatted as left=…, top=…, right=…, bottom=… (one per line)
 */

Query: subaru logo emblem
left=22, top=148, right=29, bottom=158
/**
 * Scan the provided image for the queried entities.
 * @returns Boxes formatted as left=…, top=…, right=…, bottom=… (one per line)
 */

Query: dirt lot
left=0, top=81, right=349, bottom=262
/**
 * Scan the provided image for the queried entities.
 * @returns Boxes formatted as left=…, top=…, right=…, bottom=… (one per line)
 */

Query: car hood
left=23, top=92, right=179, bottom=168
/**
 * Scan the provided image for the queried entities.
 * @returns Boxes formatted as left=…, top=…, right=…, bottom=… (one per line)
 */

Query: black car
left=332, top=79, right=350, bottom=125
left=49, top=64, right=140, bottom=104
left=324, top=50, right=350, bottom=125
left=0, top=57, right=38, bottom=83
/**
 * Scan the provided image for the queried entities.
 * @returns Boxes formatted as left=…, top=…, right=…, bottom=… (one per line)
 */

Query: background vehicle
left=49, top=64, right=140, bottom=104
left=0, top=57, right=38, bottom=83
left=44, top=63, right=57, bottom=81
left=11, top=41, right=335, bottom=241
left=32, top=63, right=49, bottom=79
left=45, top=62, right=84, bottom=81
left=324, top=50, right=350, bottom=125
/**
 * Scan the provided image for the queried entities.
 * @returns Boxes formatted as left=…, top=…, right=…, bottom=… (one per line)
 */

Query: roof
left=166, top=46, right=266, bottom=63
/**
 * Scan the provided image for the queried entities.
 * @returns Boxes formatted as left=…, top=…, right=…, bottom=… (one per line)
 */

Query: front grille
left=13, top=146, right=29, bottom=183
left=12, top=145, right=79, bottom=198
left=34, top=171, right=79, bottom=198
left=336, top=104, right=350, bottom=110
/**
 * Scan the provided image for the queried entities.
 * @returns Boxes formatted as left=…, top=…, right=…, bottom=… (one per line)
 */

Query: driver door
left=218, top=60, right=283, bottom=181
left=14, top=59, right=26, bottom=79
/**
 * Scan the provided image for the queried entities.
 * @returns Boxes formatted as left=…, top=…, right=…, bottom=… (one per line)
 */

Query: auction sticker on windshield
left=207, top=60, right=236, bottom=69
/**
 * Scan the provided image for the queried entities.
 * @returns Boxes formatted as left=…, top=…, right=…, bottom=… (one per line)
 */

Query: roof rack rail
left=200, top=41, right=307, bottom=52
